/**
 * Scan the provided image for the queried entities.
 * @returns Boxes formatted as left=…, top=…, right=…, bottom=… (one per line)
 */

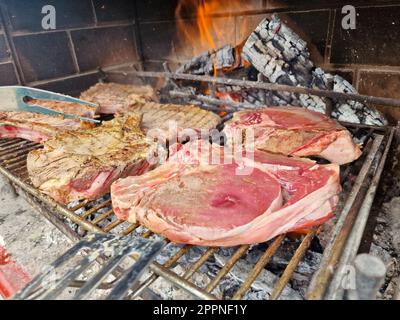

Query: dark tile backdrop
left=0, top=0, right=400, bottom=120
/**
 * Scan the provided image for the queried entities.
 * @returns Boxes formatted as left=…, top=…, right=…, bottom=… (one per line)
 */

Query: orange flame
left=175, top=0, right=255, bottom=66
left=197, top=3, right=216, bottom=51
left=198, top=2, right=217, bottom=76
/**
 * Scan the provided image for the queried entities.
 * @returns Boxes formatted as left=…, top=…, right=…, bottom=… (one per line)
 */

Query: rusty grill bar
left=0, top=72, right=395, bottom=300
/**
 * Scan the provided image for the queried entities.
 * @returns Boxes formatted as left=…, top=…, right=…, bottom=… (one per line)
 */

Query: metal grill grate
left=0, top=121, right=392, bottom=300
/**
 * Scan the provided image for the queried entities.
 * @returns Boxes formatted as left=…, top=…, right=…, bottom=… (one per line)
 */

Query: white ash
left=64, top=194, right=115, bottom=237
left=237, top=15, right=387, bottom=125
left=214, top=248, right=302, bottom=300
left=142, top=239, right=325, bottom=300
left=0, top=174, right=18, bottom=199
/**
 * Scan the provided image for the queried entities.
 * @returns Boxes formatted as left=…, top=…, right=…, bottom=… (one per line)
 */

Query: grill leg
left=346, top=253, right=386, bottom=300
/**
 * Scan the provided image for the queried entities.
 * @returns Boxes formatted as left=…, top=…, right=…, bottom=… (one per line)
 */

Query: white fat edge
left=39, top=176, right=71, bottom=189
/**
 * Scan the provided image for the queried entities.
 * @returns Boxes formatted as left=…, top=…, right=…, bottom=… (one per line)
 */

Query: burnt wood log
left=176, top=45, right=238, bottom=75
left=242, top=15, right=387, bottom=125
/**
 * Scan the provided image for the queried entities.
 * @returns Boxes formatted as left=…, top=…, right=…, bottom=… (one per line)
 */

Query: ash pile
left=368, top=135, right=400, bottom=300
left=140, top=231, right=323, bottom=300
left=164, top=14, right=386, bottom=126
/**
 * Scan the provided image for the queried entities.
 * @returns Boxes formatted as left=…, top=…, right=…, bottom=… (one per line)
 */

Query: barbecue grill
left=0, top=0, right=399, bottom=301
left=0, top=68, right=396, bottom=299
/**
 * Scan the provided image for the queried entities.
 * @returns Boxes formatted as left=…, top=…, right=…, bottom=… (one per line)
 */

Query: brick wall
left=137, top=0, right=400, bottom=122
left=0, top=1, right=400, bottom=121
left=0, top=0, right=141, bottom=96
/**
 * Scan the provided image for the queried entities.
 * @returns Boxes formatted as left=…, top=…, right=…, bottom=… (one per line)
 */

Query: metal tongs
left=0, top=86, right=99, bottom=123
left=13, top=234, right=165, bottom=300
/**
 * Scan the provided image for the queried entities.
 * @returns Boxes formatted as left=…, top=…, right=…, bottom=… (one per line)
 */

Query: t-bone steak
left=80, top=82, right=155, bottom=114
left=0, top=112, right=94, bottom=143
left=223, top=106, right=362, bottom=165
left=27, top=113, right=164, bottom=204
left=128, top=102, right=221, bottom=144
left=111, top=140, right=340, bottom=246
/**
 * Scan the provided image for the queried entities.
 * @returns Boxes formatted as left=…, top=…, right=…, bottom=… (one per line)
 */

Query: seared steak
left=27, top=113, right=164, bottom=204
left=223, top=107, right=362, bottom=164
left=81, top=83, right=221, bottom=143
left=0, top=112, right=93, bottom=143
left=128, top=102, right=221, bottom=143
left=111, top=140, right=340, bottom=246
left=80, top=83, right=155, bottom=114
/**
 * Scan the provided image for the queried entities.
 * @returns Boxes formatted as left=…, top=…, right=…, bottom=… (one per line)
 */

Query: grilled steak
left=0, top=112, right=93, bottom=143
left=80, top=82, right=155, bottom=114
left=27, top=113, right=164, bottom=204
left=128, top=102, right=221, bottom=143
left=111, top=140, right=340, bottom=246
left=81, top=83, right=221, bottom=143
left=223, top=107, right=362, bottom=164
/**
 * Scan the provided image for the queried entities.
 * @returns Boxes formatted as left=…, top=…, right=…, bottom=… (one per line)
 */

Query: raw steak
left=27, top=113, right=164, bottom=204
left=0, top=112, right=93, bottom=143
left=223, top=107, right=362, bottom=165
left=128, top=102, right=221, bottom=143
left=111, top=140, right=340, bottom=246
left=80, top=82, right=155, bottom=114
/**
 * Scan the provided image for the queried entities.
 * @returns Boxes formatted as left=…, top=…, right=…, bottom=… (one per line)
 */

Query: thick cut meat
left=0, top=112, right=93, bottom=143
left=27, top=113, right=163, bottom=204
left=223, top=107, right=362, bottom=165
left=111, top=140, right=340, bottom=246
left=80, top=83, right=155, bottom=114
left=128, top=102, right=221, bottom=143
left=80, top=83, right=221, bottom=143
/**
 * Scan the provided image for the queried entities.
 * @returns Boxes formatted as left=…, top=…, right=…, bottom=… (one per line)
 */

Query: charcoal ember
left=215, top=45, right=236, bottom=70
left=219, top=279, right=241, bottom=299
left=176, top=45, right=237, bottom=76
left=333, top=75, right=386, bottom=125
left=176, top=51, right=214, bottom=75
left=243, top=15, right=313, bottom=88
left=154, top=243, right=183, bottom=265
left=181, top=246, right=208, bottom=264
left=332, top=103, right=363, bottom=124
left=247, top=239, right=322, bottom=294
left=214, top=251, right=302, bottom=300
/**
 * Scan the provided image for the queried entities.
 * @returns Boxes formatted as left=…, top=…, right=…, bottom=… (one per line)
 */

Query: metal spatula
left=13, top=234, right=165, bottom=300
left=0, top=86, right=100, bottom=123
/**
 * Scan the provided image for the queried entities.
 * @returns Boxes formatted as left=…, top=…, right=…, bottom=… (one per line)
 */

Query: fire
left=174, top=1, right=258, bottom=100
left=175, top=0, right=255, bottom=65
left=197, top=2, right=216, bottom=52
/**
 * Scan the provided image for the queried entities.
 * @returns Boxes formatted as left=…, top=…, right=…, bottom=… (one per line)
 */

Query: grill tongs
left=13, top=234, right=164, bottom=300
left=0, top=86, right=99, bottom=123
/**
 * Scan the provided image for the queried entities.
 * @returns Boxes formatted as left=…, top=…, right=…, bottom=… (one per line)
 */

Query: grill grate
left=0, top=123, right=392, bottom=300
